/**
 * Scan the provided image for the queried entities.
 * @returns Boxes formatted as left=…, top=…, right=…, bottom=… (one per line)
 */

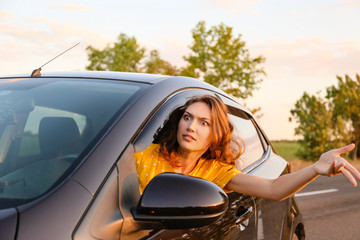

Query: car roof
left=0, top=71, right=170, bottom=84
left=0, top=70, right=251, bottom=114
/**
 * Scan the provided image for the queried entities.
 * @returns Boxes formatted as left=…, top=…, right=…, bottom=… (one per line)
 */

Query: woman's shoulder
left=147, top=143, right=160, bottom=151
left=134, top=143, right=160, bottom=157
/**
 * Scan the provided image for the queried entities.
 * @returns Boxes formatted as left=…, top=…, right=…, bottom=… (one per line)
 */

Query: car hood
left=0, top=208, right=17, bottom=240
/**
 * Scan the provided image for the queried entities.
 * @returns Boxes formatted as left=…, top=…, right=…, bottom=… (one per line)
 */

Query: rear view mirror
left=132, top=173, right=228, bottom=229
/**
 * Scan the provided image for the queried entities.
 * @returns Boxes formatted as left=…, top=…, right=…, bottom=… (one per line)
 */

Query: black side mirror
left=132, top=173, right=228, bottom=229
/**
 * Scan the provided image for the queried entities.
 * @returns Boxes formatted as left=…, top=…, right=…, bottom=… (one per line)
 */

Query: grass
left=271, top=140, right=301, bottom=162
left=271, top=140, right=312, bottom=171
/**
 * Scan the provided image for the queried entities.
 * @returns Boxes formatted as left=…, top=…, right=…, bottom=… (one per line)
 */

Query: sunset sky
left=1, top=0, right=359, bottom=140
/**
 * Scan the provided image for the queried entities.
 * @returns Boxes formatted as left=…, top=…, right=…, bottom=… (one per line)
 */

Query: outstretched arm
left=226, top=144, right=360, bottom=201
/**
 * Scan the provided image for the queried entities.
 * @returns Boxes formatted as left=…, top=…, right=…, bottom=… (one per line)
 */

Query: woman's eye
left=201, top=121, right=209, bottom=126
left=184, top=115, right=191, bottom=121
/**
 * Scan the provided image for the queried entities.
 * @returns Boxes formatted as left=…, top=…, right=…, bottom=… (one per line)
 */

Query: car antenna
left=31, top=42, right=80, bottom=77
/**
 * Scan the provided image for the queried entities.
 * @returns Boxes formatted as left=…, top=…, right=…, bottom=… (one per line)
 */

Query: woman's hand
left=314, top=143, right=360, bottom=186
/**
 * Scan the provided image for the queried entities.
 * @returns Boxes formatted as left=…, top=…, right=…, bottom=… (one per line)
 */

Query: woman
left=135, top=95, right=360, bottom=200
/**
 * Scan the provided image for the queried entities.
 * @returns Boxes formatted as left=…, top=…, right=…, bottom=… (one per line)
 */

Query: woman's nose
left=187, top=120, right=196, bottom=132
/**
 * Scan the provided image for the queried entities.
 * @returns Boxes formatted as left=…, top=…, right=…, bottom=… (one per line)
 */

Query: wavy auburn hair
left=157, top=95, right=244, bottom=167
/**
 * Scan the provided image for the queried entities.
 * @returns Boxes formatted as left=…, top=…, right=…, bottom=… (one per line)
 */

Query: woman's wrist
left=311, top=161, right=322, bottom=176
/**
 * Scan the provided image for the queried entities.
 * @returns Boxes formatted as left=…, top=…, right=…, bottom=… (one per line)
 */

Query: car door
left=249, top=152, right=292, bottom=240
left=222, top=97, right=292, bottom=240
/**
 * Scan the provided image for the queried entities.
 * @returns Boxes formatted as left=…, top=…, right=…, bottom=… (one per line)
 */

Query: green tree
left=86, top=34, right=178, bottom=76
left=143, top=50, right=179, bottom=75
left=326, top=74, right=360, bottom=160
left=86, top=33, right=145, bottom=72
left=290, top=92, right=335, bottom=161
left=181, top=21, right=265, bottom=99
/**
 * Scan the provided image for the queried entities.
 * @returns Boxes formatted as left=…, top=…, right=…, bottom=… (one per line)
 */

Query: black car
left=0, top=71, right=304, bottom=239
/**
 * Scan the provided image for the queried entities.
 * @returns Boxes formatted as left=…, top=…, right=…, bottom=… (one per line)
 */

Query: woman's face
left=177, top=102, right=212, bottom=155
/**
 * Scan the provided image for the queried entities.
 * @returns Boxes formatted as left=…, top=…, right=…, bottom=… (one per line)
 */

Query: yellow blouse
left=134, top=144, right=241, bottom=194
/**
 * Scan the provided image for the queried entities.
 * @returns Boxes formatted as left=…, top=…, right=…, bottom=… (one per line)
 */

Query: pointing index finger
left=335, top=143, right=355, bottom=155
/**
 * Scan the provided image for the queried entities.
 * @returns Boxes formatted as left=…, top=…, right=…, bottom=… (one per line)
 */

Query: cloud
left=254, top=39, right=360, bottom=81
left=1, top=15, right=111, bottom=47
left=51, top=3, right=91, bottom=11
left=323, top=0, right=360, bottom=13
left=202, top=0, right=262, bottom=15
left=334, top=1, right=360, bottom=7
left=0, top=11, right=13, bottom=20
left=291, top=10, right=303, bottom=18
left=0, top=16, right=112, bottom=75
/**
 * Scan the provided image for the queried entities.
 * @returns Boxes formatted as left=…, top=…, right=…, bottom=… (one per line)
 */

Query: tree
left=86, top=33, right=145, bottom=72
left=143, top=50, right=179, bottom=75
left=86, top=34, right=178, bottom=76
left=181, top=21, right=265, bottom=100
left=290, top=74, right=360, bottom=161
left=290, top=92, right=335, bottom=160
left=326, top=74, right=360, bottom=160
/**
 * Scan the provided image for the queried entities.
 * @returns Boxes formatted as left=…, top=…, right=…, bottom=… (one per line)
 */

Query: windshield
left=0, top=77, right=145, bottom=208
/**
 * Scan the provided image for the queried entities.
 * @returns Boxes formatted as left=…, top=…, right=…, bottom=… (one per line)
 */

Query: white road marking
left=257, top=209, right=264, bottom=240
left=295, top=188, right=338, bottom=197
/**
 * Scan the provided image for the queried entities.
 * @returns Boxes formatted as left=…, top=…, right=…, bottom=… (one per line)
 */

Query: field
left=271, top=140, right=313, bottom=171
left=271, top=140, right=301, bottom=162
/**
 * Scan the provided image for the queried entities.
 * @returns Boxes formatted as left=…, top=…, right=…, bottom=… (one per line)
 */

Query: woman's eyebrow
left=184, top=111, right=193, bottom=117
left=185, top=111, right=210, bottom=121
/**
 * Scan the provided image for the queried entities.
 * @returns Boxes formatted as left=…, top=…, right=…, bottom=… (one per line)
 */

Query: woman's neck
left=173, top=151, right=203, bottom=175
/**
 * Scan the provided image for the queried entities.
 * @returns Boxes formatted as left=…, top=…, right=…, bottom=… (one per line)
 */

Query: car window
left=228, top=113, right=265, bottom=170
left=0, top=78, right=146, bottom=208
left=133, top=91, right=266, bottom=171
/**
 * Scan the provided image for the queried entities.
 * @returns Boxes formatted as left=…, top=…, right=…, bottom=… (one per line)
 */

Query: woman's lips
left=183, top=134, right=196, bottom=141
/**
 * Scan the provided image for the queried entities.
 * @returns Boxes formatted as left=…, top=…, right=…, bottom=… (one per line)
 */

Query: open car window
left=133, top=90, right=267, bottom=172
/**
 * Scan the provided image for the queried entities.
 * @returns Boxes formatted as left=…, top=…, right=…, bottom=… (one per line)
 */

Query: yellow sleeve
left=213, top=165, right=241, bottom=190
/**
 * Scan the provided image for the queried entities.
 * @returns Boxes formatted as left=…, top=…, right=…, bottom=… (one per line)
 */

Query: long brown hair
left=157, top=95, right=243, bottom=167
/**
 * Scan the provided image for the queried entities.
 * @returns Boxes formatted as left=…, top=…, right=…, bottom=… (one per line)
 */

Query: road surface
left=295, top=175, right=360, bottom=240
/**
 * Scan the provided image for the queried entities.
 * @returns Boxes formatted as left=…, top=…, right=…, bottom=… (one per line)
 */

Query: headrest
left=39, top=117, right=81, bottom=158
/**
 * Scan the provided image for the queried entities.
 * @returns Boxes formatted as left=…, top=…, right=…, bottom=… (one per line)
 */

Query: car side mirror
left=132, top=172, right=228, bottom=229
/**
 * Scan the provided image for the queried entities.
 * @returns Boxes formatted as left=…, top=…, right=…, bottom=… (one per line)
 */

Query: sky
left=1, top=0, right=359, bottom=140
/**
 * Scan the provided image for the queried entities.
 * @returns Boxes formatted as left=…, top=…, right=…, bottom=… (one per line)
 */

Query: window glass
left=229, top=114, right=265, bottom=170
left=0, top=78, right=145, bottom=208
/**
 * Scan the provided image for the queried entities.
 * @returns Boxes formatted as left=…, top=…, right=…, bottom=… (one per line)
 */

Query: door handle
left=235, top=206, right=253, bottom=225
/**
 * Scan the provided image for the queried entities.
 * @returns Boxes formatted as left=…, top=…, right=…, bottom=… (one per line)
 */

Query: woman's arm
left=226, top=144, right=360, bottom=201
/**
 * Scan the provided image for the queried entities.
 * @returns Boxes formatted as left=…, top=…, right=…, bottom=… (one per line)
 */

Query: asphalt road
left=295, top=175, right=360, bottom=240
